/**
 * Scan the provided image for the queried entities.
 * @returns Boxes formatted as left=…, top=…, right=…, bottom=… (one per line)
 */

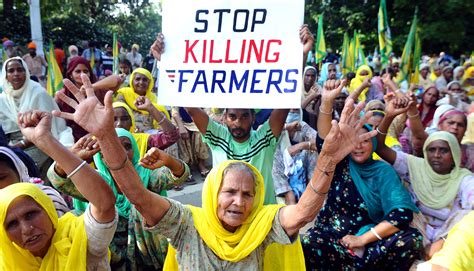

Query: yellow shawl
left=113, top=101, right=150, bottom=158
left=407, top=132, right=472, bottom=209
left=116, top=68, right=170, bottom=128
left=164, top=160, right=305, bottom=270
left=0, top=183, right=87, bottom=271
left=348, top=65, right=373, bottom=102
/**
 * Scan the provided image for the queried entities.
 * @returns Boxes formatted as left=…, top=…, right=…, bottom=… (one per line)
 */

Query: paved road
left=168, top=168, right=204, bottom=207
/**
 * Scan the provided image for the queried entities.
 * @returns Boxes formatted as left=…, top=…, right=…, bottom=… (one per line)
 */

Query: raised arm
left=185, top=108, right=210, bottom=135
left=317, top=79, right=347, bottom=138
left=135, top=96, right=176, bottom=133
left=18, top=110, right=115, bottom=223
left=300, top=24, right=314, bottom=70
left=54, top=74, right=174, bottom=226
left=375, top=96, right=413, bottom=165
left=279, top=99, right=376, bottom=236
left=347, top=78, right=370, bottom=102
left=269, top=109, right=289, bottom=138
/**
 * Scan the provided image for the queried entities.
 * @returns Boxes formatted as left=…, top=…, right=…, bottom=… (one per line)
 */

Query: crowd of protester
left=0, top=24, right=473, bottom=271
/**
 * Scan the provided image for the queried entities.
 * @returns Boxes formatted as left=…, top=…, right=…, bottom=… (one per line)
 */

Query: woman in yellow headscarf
left=116, top=68, right=170, bottom=132
left=1, top=109, right=118, bottom=270
left=462, top=66, right=474, bottom=98
left=348, top=65, right=373, bottom=102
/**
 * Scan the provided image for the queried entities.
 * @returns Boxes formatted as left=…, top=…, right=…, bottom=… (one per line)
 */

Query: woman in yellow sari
left=0, top=108, right=117, bottom=270
left=348, top=65, right=373, bottom=102
left=115, top=68, right=170, bottom=132
left=53, top=72, right=378, bottom=270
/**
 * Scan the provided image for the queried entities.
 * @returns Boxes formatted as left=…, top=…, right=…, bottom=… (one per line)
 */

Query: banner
left=158, top=0, right=304, bottom=108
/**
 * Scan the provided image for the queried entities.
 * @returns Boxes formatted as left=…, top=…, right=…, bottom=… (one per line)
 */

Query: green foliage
left=0, top=1, right=161, bottom=52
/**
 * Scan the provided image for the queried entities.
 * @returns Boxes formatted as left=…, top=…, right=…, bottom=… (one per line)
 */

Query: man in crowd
left=22, top=42, right=47, bottom=83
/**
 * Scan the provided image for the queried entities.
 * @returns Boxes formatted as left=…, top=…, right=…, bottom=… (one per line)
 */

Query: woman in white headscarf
left=0, top=57, right=73, bottom=176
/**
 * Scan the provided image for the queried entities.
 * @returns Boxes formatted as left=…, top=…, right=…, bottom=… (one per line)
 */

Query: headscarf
left=462, top=113, right=474, bottom=145
left=453, top=66, right=465, bottom=81
left=317, top=63, right=340, bottom=86
left=68, top=45, right=78, bottom=57
left=462, top=66, right=474, bottom=96
left=27, top=42, right=36, bottom=50
left=348, top=125, right=418, bottom=224
left=364, top=100, right=385, bottom=112
left=0, top=147, right=69, bottom=216
left=112, top=102, right=150, bottom=158
left=426, top=104, right=455, bottom=135
left=0, top=183, right=87, bottom=270
left=407, top=132, right=472, bottom=209
left=116, top=68, right=170, bottom=127
left=0, top=127, right=39, bottom=177
left=164, top=160, right=305, bottom=270
left=348, top=65, right=373, bottom=102
left=302, top=66, right=317, bottom=94
left=0, top=57, right=73, bottom=146
left=446, top=80, right=462, bottom=92
left=418, top=86, right=439, bottom=127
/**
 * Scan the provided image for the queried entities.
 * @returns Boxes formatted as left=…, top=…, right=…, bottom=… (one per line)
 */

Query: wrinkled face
left=217, top=169, right=255, bottom=232
left=0, top=162, right=19, bottom=189
left=6, top=60, right=26, bottom=90
left=304, top=69, right=316, bottom=90
left=4, top=196, right=54, bottom=258
left=422, top=88, right=439, bottom=106
left=438, top=114, right=467, bottom=142
left=71, top=64, right=90, bottom=86
left=119, top=136, right=134, bottom=161
left=350, top=129, right=373, bottom=164
left=426, top=140, right=454, bottom=175
left=132, top=73, right=150, bottom=96
left=114, top=108, right=133, bottom=132
left=421, top=67, right=429, bottom=77
left=327, top=64, right=337, bottom=80
left=224, top=109, right=254, bottom=142
left=448, top=83, right=463, bottom=94
left=119, top=63, right=131, bottom=75
left=443, top=69, right=453, bottom=80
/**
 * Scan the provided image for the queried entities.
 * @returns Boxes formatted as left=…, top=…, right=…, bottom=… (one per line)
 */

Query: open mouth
left=226, top=210, right=243, bottom=217
left=24, top=234, right=42, bottom=246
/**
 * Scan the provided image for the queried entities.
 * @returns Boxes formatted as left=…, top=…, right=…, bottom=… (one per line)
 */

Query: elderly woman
left=53, top=70, right=378, bottom=269
left=0, top=110, right=117, bottom=270
left=303, top=81, right=422, bottom=270
left=376, top=99, right=474, bottom=261
left=0, top=57, right=73, bottom=176
left=301, top=66, right=321, bottom=128
left=56, top=56, right=122, bottom=142
left=115, top=68, right=169, bottom=133
left=317, top=62, right=339, bottom=86
left=0, top=146, right=69, bottom=216
left=436, top=81, right=470, bottom=112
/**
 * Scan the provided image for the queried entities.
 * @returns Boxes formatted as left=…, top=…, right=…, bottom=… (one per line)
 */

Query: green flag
left=112, top=33, right=119, bottom=75
left=399, top=10, right=419, bottom=83
left=378, top=0, right=392, bottom=66
left=341, top=32, right=351, bottom=75
left=45, top=41, right=64, bottom=96
left=315, top=14, right=327, bottom=64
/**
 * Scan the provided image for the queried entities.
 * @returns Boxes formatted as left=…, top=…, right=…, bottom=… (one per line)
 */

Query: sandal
left=200, top=168, right=210, bottom=177
left=186, top=177, right=197, bottom=185
left=173, top=184, right=184, bottom=191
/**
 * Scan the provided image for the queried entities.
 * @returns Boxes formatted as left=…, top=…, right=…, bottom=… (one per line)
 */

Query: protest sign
left=157, top=0, right=304, bottom=108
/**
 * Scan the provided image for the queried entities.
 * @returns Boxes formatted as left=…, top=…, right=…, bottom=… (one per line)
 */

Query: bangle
left=158, top=114, right=166, bottom=125
left=319, top=107, right=334, bottom=115
left=376, top=127, right=387, bottom=135
left=67, top=160, right=87, bottom=179
left=370, top=227, right=383, bottom=241
left=407, top=111, right=419, bottom=119
left=104, top=154, right=128, bottom=171
left=316, top=163, right=334, bottom=176
left=309, top=180, right=329, bottom=196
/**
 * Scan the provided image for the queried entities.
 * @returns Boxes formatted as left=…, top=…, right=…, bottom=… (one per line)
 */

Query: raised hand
left=54, top=73, right=115, bottom=139
left=70, top=134, right=100, bottom=161
left=320, top=98, right=377, bottom=163
left=322, top=79, right=347, bottom=102
left=140, top=147, right=171, bottom=170
left=151, top=33, right=165, bottom=61
left=17, top=111, right=54, bottom=146
left=384, top=95, right=413, bottom=118
left=135, top=96, right=153, bottom=112
left=299, top=24, right=314, bottom=55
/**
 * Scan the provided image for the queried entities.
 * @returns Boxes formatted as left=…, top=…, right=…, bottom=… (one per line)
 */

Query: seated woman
left=375, top=97, right=474, bottom=261
left=302, top=80, right=422, bottom=270
left=53, top=68, right=379, bottom=270
left=0, top=57, right=74, bottom=177
left=115, top=68, right=170, bottom=133
left=272, top=109, right=317, bottom=205
left=0, top=146, right=69, bottom=216
left=51, top=75, right=189, bottom=270
left=113, top=98, right=178, bottom=157
left=0, top=110, right=117, bottom=270
left=55, top=56, right=122, bottom=142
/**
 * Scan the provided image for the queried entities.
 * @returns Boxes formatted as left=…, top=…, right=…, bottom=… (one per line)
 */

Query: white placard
left=157, top=0, right=304, bottom=109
